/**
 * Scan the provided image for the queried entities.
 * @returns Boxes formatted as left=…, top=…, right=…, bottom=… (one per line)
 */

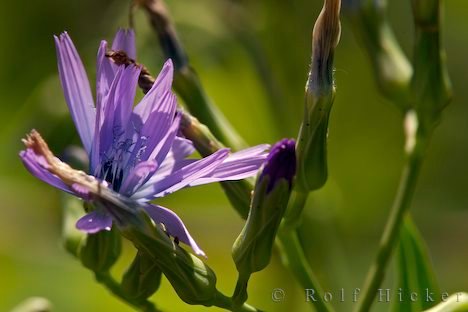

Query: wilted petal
left=20, top=149, right=75, bottom=195
left=54, top=32, right=95, bottom=154
left=71, top=183, right=91, bottom=200
left=143, top=203, right=205, bottom=257
left=133, top=149, right=230, bottom=200
left=76, top=210, right=113, bottom=233
left=112, top=28, right=137, bottom=60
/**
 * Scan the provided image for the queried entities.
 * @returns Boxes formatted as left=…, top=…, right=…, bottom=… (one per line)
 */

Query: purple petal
left=112, top=28, right=137, bottom=60
left=76, top=210, right=113, bottom=234
left=120, top=160, right=158, bottom=196
left=143, top=203, right=205, bottom=257
left=91, top=40, right=115, bottom=172
left=54, top=32, right=96, bottom=154
left=224, top=144, right=270, bottom=161
left=20, top=149, right=75, bottom=196
left=94, top=65, right=141, bottom=175
left=133, top=59, right=173, bottom=122
left=132, top=149, right=230, bottom=200
left=189, top=144, right=269, bottom=186
left=170, top=137, right=195, bottom=160
left=71, top=183, right=91, bottom=200
left=123, top=90, right=177, bottom=171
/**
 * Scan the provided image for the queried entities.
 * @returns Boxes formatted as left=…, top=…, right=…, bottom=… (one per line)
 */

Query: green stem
left=278, top=226, right=334, bottom=312
left=282, top=190, right=309, bottom=230
left=232, top=273, right=250, bottom=307
left=354, top=143, right=426, bottom=312
left=94, top=271, right=159, bottom=312
left=212, top=291, right=259, bottom=312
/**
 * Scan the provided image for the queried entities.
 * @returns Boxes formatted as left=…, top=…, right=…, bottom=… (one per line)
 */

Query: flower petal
left=94, top=65, right=141, bottom=176
left=112, top=28, right=137, bottom=60
left=170, top=137, right=195, bottom=160
left=54, top=32, right=95, bottom=154
left=124, top=90, right=177, bottom=172
left=132, top=149, right=230, bottom=200
left=143, top=203, right=205, bottom=257
left=189, top=144, right=269, bottom=186
left=133, top=59, right=173, bottom=123
left=20, top=149, right=75, bottom=195
left=76, top=210, right=113, bottom=233
left=91, top=40, right=115, bottom=172
left=120, top=160, right=158, bottom=196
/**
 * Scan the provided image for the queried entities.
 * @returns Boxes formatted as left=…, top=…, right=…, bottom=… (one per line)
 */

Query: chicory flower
left=19, top=29, right=268, bottom=256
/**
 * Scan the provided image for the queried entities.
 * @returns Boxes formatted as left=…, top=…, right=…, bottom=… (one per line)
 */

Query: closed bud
left=79, top=206, right=122, bottom=273
left=411, top=0, right=452, bottom=132
left=10, top=297, right=52, bottom=312
left=232, top=139, right=296, bottom=304
left=97, top=195, right=219, bottom=307
left=296, top=0, right=341, bottom=191
left=344, top=0, right=412, bottom=106
left=60, top=195, right=86, bottom=257
left=60, top=147, right=89, bottom=257
left=121, top=251, right=162, bottom=302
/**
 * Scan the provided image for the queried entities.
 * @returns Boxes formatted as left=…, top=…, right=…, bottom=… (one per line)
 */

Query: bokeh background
left=1, top=1, right=467, bottom=311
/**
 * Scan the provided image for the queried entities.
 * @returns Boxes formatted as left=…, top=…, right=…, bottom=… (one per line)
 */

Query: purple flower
left=19, top=29, right=269, bottom=256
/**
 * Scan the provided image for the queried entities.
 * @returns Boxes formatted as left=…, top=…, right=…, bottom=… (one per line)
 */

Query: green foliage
left=392, top=217, right=440, bottom=312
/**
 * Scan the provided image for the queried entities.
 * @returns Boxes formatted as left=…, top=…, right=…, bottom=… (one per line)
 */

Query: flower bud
left=121, top=251, right=162, bottom=302
left=232, top=139, right=296, bottom=304
left=423, top=293, right=468, bottom=312
left=79, top=207, right=122, bottom=273
left=97, top=195, right=219, bottom=307
left=344, top=0, right=412, bottom=106
left=296, top=0, right=340, bottom=191
left=10, top=297, right=52, bottom=312
left=411, top=0, right=452, bottom=132
left=60, top=195, right=86, bottom=257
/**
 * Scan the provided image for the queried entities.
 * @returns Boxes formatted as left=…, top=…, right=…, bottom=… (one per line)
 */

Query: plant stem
left=278, top=225, right=334, bottom=312
left=95, top=271, right=159, bottom=312
left=354, top=142, right=426, bottom=312
left=213, top=291, right=259, bottom=312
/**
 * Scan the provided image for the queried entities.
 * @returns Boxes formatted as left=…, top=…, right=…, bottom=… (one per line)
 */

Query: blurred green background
left=1, top=1, right=467, bottom=311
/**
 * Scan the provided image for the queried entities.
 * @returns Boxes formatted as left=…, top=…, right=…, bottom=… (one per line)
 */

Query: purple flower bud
left=261, top=139, right=296, bottom=192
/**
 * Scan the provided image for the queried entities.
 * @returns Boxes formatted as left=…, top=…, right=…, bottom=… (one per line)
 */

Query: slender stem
left=278, top=226, right=334, bottom=312
left=232, top=273, right=250, bottom=307
left=282, top=190, right=309, bottom=230
left=212, top=291, right=259, bottom=312
left=354, top=144, right=425, bottom=312
left=94, top=272, right=159, bottom=312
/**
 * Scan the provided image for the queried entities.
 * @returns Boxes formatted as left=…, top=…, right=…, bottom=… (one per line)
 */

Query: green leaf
left=392, top=216, right=440, bottom=311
